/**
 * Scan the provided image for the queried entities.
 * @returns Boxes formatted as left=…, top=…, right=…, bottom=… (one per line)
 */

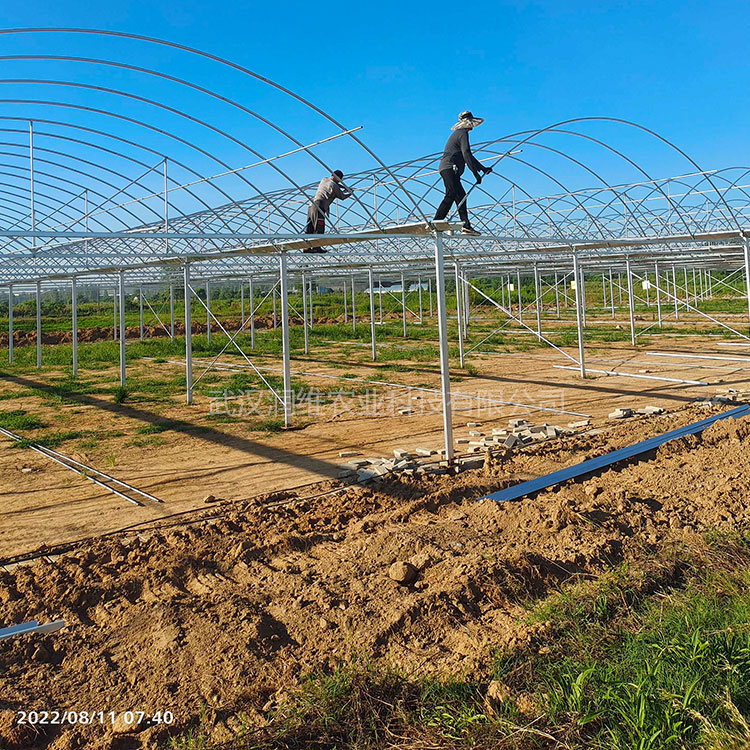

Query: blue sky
left=0, top=1, right=746, bottom=214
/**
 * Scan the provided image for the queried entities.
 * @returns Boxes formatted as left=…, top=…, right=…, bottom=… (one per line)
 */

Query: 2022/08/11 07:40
left=16, top=710, right=175, bottom=726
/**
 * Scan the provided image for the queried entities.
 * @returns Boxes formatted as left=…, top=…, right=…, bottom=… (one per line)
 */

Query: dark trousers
left=434, top=168, right=470, bottom=224
left=305, top=200, right=326, bottom=234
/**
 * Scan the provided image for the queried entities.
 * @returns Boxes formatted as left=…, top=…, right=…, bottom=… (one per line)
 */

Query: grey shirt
left=312, top=177, right=350, bottom=215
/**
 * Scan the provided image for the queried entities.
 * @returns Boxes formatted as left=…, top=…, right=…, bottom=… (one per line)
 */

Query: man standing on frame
left=303, top=169, right=353, bottom=252
left=433, top=110, right=492, bottom=236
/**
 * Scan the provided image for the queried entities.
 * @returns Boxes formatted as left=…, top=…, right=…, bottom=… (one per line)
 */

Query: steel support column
left=139, top=285, right=144, bottom=341
left=655, top=260, right=662, bottom=328
left=418, top=274, right=423, bottom=324
left=249, top=276, right=255, bottom=349
left=534, top=263, right=541, bottom=336
left=279, top=253, right=292, bottom=428
left=580, top=266, right=587, bottom=327
left=343, top=280, right=348, bottom=324
left=368, top=266, right=377, bottom=361
left=454, top=263, right=465, bottom=368
left=401, top=272, right=407, bottom=337
left=434, top=233, right=454, bottom=461
left=71, top=278, right=78, bottom=378
left=169, top=283, right=175, bottom=341
left=351, top=275, right=356, bottom=332
left=184, top=264, right=193, bottom=404
left=626, top=257, right=636, bottom=346
left=35, top=280, right=41, bottom=369
left=572, top=254, right=586, bottom=378
left=462, top=269, right=470, bottom=334
left=308, top=277, right=314, bottom=330
left=7, top=284, right=12, bottom=365
left=205, top=280, right=211, bottom=344
left=693, top=266, right=698, bottom=307
left=118, top=271, right=126, bottom=387
left=506, top=275, right=511, bottom=310
left=516, top=270, right=522, bottom=322
left=302, top=271, right=309, bottom=355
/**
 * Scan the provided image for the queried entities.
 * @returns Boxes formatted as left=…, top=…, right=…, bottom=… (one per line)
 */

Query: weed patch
left=0, top=409, right=45, bottom=431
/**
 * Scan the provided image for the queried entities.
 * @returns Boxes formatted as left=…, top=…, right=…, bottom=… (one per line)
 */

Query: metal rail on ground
left=0, top=425, right=163, bottom=506
left=480, top=404, right=750, bottom=503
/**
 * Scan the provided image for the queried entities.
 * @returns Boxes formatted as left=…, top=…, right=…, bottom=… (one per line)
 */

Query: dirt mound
left=2, top=409, right=750, bottom=748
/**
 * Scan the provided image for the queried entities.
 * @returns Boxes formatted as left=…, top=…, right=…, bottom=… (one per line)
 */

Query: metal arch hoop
left=0, top=56, right=400, bottom=239
left=0, top=79, right=310, bottom=236
left=0, top=99, right=272, bottom=238
left=0, top=28, right=428, bottom=223
left=0, top=116, right=252, bottom=238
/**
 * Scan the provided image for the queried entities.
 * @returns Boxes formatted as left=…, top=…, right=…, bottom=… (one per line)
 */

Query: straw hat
left=451, top=110, right=485, bottom=130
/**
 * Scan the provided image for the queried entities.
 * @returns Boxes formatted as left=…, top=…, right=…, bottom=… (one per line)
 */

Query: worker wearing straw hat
left=433, top=111, right=492, bottom=236
left=303, top=170, right=353, bottom=250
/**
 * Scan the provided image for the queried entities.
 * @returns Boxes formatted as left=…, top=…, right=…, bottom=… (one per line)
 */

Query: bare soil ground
left=1, top=333, right=748, bottom=557
left=1, top=402, right=750, bottom=748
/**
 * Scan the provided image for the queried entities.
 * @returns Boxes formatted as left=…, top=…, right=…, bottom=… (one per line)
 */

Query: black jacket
left=438, top=128, right=483, bottom=179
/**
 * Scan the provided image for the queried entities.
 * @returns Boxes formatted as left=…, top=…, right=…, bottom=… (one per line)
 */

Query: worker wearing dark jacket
left=434, top=111, right=492, bottom=235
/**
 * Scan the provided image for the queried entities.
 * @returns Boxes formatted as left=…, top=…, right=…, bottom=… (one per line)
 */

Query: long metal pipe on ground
left=0, top=425, right=163, bottom=505
left=481, top=404, right=750, bottom=503
left=552, top=365, right=708, bottom=386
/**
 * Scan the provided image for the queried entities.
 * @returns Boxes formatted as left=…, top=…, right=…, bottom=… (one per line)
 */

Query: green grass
left=247, top=417, right=285, bottom=433
left=11, top=429, right=85, bottom=449
left=126, top=434, right=165, bottom=448
left=135, top=422, right=170, bottom=435
left=0, top=408, right=45, bottom=431
left=497, top=535, right=750, bottom=750
left=112, top=386, right=128, bottom=404
left=259, top=662, right=490, bottom=749
left=11, top=428, right=124, bottom=450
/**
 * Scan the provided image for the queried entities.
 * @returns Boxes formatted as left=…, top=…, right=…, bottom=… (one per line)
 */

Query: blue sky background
left=0, top=0, right=746, bottom=220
